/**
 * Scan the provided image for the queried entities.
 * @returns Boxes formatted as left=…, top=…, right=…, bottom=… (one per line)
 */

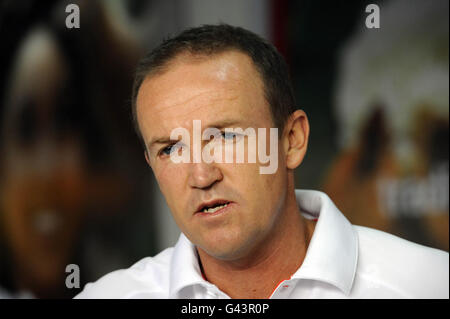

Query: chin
left=200, top=234, right=257, bottom=261
left=203, top=247, right=245, bottom=261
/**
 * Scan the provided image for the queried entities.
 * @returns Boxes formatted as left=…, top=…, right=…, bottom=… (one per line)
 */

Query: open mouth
left=196, top=200, right=232, bottom=214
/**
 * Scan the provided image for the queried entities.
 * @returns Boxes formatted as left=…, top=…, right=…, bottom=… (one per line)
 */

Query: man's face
left=136, top=51, right=289, bottom=260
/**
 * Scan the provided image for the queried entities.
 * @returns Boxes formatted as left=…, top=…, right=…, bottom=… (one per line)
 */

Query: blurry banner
left=0, top=0, right=271, bottom=299
left=325, top=0, right=449, bottom=251
left=0, top=0, right=153, bottom=298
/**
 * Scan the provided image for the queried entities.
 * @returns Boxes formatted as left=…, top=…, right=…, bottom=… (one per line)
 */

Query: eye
left=221, top=131, right=244, bottom=144
left=222, top=131, right=238, bottom=141
left=159, top=143, right=179, bottom=156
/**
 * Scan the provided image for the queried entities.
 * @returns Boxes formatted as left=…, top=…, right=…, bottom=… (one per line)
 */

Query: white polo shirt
left=75, top=190, right=449, bottom=299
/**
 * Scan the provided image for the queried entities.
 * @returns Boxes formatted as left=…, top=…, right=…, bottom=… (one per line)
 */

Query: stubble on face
left=136, top=50, right=289, bottom=261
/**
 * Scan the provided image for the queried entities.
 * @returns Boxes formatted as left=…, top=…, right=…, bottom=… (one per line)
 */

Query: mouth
left=32, top=208, right=62, bottom=236
left=195, top=199, right=233, bottom=216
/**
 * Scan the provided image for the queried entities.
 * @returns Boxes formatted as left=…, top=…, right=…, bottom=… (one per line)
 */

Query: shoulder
left=74, top=247, right=174, bottom=299
left=353, top=225, right=449, bottom=298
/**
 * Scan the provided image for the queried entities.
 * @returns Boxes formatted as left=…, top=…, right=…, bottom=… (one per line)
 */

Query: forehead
left=136, top=50, right=272, bottom=143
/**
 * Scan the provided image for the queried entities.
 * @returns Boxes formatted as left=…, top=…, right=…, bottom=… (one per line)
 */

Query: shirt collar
left=169, top=232, right=207, bottom=298
left=291, top=190, right=358, bottom=295
left=168, top=189, right=359, bottom=297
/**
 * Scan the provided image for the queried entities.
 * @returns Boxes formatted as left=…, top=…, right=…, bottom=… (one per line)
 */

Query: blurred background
left=0, top=0, right=448, bottom=298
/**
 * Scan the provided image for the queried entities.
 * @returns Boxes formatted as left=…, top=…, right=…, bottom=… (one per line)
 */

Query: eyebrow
left=147, top=137, right=177, bottom=151
left=204, top=119, right=241, bottom=129
left=146, top=119, right=243, bottom=150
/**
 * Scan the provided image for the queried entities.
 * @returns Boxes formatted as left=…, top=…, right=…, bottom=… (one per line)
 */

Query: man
left=76, top=24, right=448, bottom=299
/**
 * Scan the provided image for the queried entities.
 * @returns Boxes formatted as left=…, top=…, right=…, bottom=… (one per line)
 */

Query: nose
left=187, top=162, right=223, bottom=189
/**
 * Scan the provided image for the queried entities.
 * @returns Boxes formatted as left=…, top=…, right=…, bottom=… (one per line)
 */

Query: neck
left=196, top=190, right=316, bottom=299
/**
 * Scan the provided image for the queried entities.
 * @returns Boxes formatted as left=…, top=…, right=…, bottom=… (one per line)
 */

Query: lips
left=195, top=199, right=232, bottom=214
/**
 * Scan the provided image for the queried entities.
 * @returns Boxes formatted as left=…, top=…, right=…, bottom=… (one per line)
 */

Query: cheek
left=238, top=162, right=286, bottom=212
left=153, top=162, right=187, bottom=203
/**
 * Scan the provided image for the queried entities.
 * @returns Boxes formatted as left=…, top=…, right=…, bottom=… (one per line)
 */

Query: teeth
left=202, top=203, right=229, bottom=213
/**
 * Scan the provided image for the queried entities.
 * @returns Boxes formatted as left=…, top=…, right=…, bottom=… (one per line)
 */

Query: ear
left=282, top=109, right=310, bottom=170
